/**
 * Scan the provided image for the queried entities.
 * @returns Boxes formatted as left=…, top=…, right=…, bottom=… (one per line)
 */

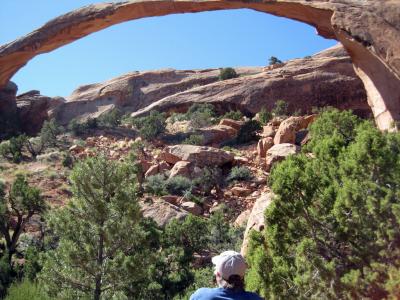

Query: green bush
left=187, top=103, right=216, bottom=129
left=227, top=166, right=252, bottom=183
left=236, top=120, right=261, bottom=144
left=145, top=174, right=167, bottom=196
left=258, top=107, right=272, bottom=125
left=165, top=176, right=192, bottom=196
left=220, top=110, right=243, bottom=121
left=61, top=153, right=74, bottom=169
left=68, top=117, right=98, bottom=136
left=39, top=119, right=62, bottom=147
left=268, top=56, right=282, bottom=65
left=246, top=109, right=400, bottom=299
left=193, top=167, right=222, bottom=196
left=98, top=108, right=123, bottom=127
left=132, top=111, right=166, bottom=140
left=5, top=280, right=50, bottom=300
left=219, top=67, right=238, bottom=81
left=0, top=135, right=28, bottom=163
left=182, top=134, right=204, bottom=145
left=271, top=99, right=288, bottom=117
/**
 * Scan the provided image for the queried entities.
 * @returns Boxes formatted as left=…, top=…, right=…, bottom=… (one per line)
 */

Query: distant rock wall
left=0, top=0, right=399, bottom=130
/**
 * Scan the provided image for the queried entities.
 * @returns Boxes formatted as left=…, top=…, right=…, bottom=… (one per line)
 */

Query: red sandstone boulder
left=219, top=118, right=243, bottom=131
left=266, top=143, right=300, bottom=171
left=274, top=115, right=316, bottom=145
left=198, top=124, right=237, bottom=146
left=162, top=145, right=234, bottom=167
left=169, top=161, right=192, bottom=178
left=257, top=137, right=274, bottom=158
left=181, top=201, right=203, bottom=216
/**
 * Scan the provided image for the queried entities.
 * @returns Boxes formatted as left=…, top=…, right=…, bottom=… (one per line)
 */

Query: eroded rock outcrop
left=131, top=45, right=369, bottom=119
left=0, top=0, right=398, bottom=130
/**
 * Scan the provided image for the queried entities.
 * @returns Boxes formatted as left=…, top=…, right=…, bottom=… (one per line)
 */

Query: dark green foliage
left=183, top=134, right=204, bottom=145
left=246, top=109, right=400, bottom=299
left=220, top=110, right=243, bottom=121
left=268, top=56, right=282, bottom=65
left=131, top=111, right=166, bottom=140
left=219, top=68, right=238, bottom=81
left=97, top=108, right=123, bottom=127
left=39, top=156, right=154, bottom=299
left=0, top=135, right=27, bottom=163
left=271, top=99, right=288, bottom=117
left=236, top=120, right=261, bottom=144
left=61, top=153, right=74, bottom=169
left=39, top=119, right=62, bottom=147
left=67, top=118, right=97, bottom=136
left=258, top=107, right=272, bottom=125
left=0, top=176, right=45, bottom=297
left=227, top=166, right=252, bottom=183
left=177, top=267, right=215, bottom=300
left=165, top=176, right=193, bottom=196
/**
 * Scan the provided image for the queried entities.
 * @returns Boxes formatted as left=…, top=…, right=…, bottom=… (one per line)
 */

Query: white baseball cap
left=212, top=250, right=247, bottom=280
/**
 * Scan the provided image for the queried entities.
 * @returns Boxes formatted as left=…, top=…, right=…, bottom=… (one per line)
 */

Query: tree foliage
left=268, top=56, right=283, bottom=65
left=39, top=156, right=154, bottom=300
left=219, top=68, right=238, bottom=81
left=246, top=109, right=400, bottom=299
left=131, top=111, right=166, bottom=140
left=0, top=176, right=45, bottom=297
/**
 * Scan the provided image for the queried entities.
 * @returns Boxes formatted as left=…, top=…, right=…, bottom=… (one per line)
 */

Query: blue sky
left=0, top=1, right=336, bottom=97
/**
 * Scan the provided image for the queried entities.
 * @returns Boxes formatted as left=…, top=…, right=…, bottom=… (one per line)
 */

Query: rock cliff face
left=131, top=45, right=368, bottom=118
left=52, top=67, right=262, bottom=125
left=0, top=0, right=398, bottom=130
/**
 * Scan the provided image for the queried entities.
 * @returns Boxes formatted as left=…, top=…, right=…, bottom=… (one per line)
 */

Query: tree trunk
left=93, top=232, right=104, bottom=300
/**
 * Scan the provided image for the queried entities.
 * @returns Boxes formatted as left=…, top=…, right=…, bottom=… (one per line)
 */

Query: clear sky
left=0, top=1, right=336, bottom=97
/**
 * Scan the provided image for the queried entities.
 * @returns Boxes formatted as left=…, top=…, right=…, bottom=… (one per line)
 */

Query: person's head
left=212, top=250, right=247, bottom=292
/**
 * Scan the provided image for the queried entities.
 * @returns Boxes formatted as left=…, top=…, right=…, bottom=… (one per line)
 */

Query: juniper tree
left=39, top=156, right=155, bottom=300
left=246, top=109, right=400, bottom=299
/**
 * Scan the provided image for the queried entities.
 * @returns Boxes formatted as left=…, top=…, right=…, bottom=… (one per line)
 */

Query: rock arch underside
left=0, top=0, right=399, bottom=130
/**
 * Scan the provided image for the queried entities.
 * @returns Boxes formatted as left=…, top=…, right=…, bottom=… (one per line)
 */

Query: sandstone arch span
left=0, top=0, right=399, bottom=130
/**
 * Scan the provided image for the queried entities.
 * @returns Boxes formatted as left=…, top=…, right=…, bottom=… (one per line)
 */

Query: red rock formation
left=0, top=0, right=398, bottom=130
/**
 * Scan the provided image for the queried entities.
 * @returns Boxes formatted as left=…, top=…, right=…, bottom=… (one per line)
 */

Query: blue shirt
left=190, top=287, right=263, bottom=300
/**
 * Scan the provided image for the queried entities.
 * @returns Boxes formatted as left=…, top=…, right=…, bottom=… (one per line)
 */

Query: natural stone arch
left=0, top=0, right=399, bottom=130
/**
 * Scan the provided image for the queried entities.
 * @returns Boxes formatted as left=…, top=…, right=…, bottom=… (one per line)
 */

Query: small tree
left=132, top=111, right=166, bottom=140
left=98, top=108, right=123, bottom=128
left=0, top=176, right=45, bottom=267
left=39, top=119, right=62, bottom=147
left=39, top=156, right=154, bottom=300
left=236, top=120, right=261, bottom=144
left=268, top=56, right=282, bottom=65
left=219, top=68, right=238, bottom=81
left=271, top=99, right=288, bottom=117
left=258, top=107, right=272, bottom=125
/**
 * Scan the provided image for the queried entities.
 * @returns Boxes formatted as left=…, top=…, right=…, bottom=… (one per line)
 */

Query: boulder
left=169, top=161, right=192, bottom=179
left=234, top=209, right=251, bottom=228
left=241, top=192, right=274, bottom=255
left=231, top=186, right=253, bottom=197
left=144, top=164, right=159, bottom=178
left=257, top=137, right=274, bottom=158
left=181, top=201, right=203, bottom=216
left=69, top=144, right=85, bottom=153
left=266, top=143, right=300, bottom=171
left=274, top=115, right=316, bottom=145
left=162, top=145, right=234, bottom=167
left=198, top=124, right=237, bottom=146
left=261, top=125, right=276, bottom=138
left=140, top=198, right=188, bottom=227
left=219, top=118, right=243, bottom=131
